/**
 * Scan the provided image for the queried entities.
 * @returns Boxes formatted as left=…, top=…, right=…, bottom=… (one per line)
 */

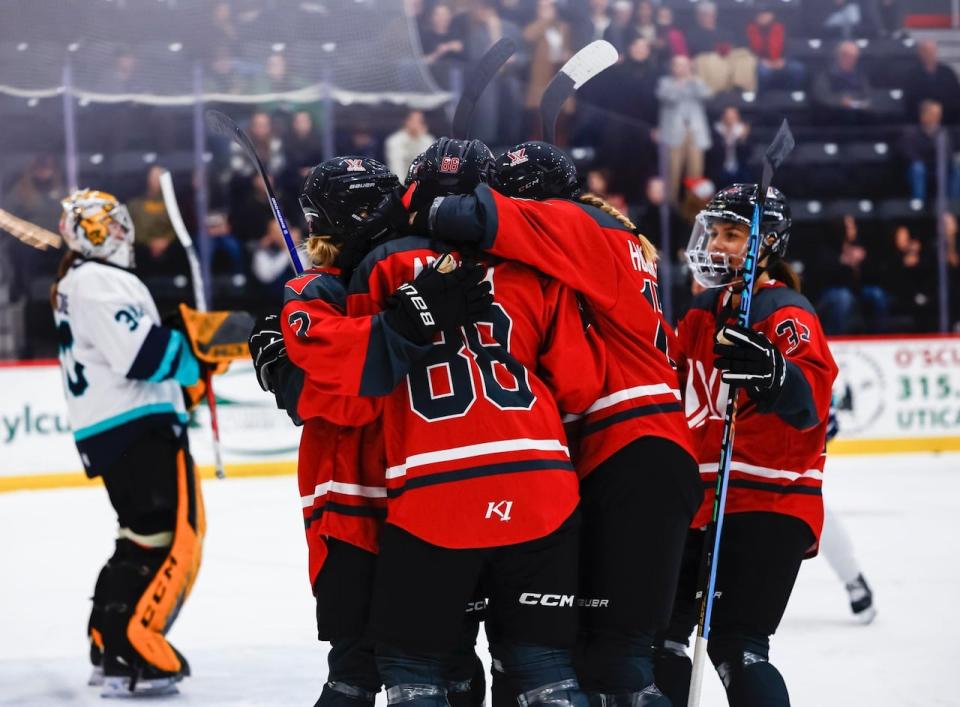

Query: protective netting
left=0, top=0, right=447, bottom=108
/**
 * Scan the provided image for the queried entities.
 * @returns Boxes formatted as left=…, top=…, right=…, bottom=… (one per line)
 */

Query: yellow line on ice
left=0, top=461, right=297, bottom=494
left=829, top=436, right=960, bottom=455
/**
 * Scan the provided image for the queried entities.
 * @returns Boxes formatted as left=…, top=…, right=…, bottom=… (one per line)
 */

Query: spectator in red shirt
left=747, top=5, right=807, bottom=91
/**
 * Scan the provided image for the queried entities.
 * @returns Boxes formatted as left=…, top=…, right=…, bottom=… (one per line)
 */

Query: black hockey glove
left=382, top=256, right=493, bottom=345
left=713, top=324, right=786, bottom=401
left=248, top=313, right=287, bottom=393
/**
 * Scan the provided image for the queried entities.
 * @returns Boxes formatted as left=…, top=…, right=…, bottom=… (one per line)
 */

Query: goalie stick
left=451, top=37, right=517, bottom=139
left=159, top=169, right=227, bottom=480
left=539, top=40, right=618, bottom=144
left=205, top=109, right=303, bottom=275
left=687, top=120, right=796, bottom=707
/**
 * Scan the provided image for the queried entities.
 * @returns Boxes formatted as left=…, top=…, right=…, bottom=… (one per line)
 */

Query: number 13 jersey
left=347, top=237, right=606, bottom=549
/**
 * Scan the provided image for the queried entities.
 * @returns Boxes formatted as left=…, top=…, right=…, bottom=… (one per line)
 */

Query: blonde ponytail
left=305, top=234, right=341, bottom=268
left=579, top=193, right=658, bottom=264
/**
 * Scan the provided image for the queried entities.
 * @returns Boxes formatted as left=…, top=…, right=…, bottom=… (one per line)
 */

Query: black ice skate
left=845, top=573, right=877, bottom=624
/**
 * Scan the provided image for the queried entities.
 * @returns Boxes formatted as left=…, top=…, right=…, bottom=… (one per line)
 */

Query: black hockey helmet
left=685, top=183, right=792, bottom=288
left=299, top=156, right=400, bottom=238
left=493, top=141, right=580, bottom=200
left=405, top=137, right=496, bottom=201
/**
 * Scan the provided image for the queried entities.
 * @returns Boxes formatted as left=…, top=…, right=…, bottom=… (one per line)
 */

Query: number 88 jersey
left=347, top=237, right=606, bottom=550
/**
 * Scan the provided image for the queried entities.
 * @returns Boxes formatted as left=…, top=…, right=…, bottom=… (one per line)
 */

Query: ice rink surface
left=1, top=452, right=958, bottom=706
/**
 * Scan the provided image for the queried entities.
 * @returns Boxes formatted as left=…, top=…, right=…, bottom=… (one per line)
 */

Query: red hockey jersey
left=346, top=237, right=606, bottom=549
left=432, top=185, right=694, bottom=477
left=676, top=281, right=838, bottom=548
left=279, top=266, right=396, bottom=586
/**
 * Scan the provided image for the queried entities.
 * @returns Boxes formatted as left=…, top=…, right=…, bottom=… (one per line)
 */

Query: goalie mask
left=684, top=183, right=791, bottom=289
left=59, top=189, right=136, bottom=269
left=493, top=141, right=580, bottom=200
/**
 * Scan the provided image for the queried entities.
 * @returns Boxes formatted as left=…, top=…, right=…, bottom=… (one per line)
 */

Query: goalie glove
left=713, top=324, right=786, bottom=401
left=382, top=256, right=493, bottom=345
left=248, top=313, right=287, bottom=393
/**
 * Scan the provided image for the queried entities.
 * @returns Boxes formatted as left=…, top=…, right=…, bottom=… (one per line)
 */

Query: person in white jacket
left=656, top=55, right=713, bottom=203
left=51, top=189, right=205, bottom=697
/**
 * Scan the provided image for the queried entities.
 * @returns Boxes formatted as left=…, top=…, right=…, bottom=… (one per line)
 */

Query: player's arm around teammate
left=347, top=139, right=607, bottom=707
left=390, top=140, right=702, bottom=705
left=51, top=190, right=205, bottom=697
left=655, top=184, right=839, bottom=707
left=247, top=156, right=492, bottom=707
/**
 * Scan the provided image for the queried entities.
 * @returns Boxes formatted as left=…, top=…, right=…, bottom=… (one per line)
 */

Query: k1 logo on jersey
left=775, top=318, right=810, bottom=354
left=485, top=500, right=513, bottom=521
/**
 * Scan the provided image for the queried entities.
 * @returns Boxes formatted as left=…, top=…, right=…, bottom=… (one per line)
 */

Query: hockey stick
left=0, top=208, right=62, bottom=250
left=687, top=120, right=795, bottom=707
left=205, top=109, right=303, bottom=275
left=451, top=37, right=517, bottom=139
left=159, top=169, right=227, bottom=480
left=539, top=40, right=618, bottom=144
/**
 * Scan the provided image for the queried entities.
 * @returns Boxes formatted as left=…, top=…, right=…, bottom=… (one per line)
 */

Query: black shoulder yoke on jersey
left=689, top=288, right=723, bottom=314
left=348, top=234, right=444, bottom=295
left=750, top=285, right=815, bottom=325
left=284, top=269, right=346, bottom=309
left=568, top=198, right=635, bottom=234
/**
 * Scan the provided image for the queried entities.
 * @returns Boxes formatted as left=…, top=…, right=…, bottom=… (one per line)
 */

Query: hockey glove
left=248, top=313, right=287, bottom=393
left=382, top=256, right=493, bottom=345
left=713, top=324, right=786, bottom=401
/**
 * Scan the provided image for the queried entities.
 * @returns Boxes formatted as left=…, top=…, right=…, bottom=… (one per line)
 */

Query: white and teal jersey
left=53, top=258, right=199, bottom=475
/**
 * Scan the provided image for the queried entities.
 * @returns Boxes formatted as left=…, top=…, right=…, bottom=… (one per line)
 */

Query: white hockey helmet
left=59, top=189, right=136, bottom=269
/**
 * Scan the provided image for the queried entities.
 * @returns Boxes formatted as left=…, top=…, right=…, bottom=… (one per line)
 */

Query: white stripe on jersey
left=698, top=461, right=824, bottom=482
left=300, top=481, right=387, bottom=508
left=563, top=383, right=682, bottom=422
left=385, top=438, right=570, bottom=480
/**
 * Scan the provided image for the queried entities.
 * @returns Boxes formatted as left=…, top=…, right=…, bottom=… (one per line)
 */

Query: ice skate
left=100, top=654, right=183, bottom=698
left=846, top=573, right=877, bottom=624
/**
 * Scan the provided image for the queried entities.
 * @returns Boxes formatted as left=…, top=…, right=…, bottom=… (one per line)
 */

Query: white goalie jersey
left=53, top=258, right=199, bottom=475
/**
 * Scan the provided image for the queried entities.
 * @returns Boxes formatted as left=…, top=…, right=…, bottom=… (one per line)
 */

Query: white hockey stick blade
left=0, top=208, right=62, bottom=250
left=560, top=39, right=618, bottom=90
left=687, top=636, right=709, bottom=707
left=159, top=170, right=193, bottom=249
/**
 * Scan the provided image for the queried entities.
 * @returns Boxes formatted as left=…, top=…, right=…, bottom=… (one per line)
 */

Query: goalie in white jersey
left=51, top=189, right=205, bottom=698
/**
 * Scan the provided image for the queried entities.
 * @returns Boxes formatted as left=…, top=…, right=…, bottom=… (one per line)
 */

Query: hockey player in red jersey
left=247, top=156, right=493, bottom=707
left=349, top=138, right=607, bottom=707
left=396, top=141, right=702, bottom=706
left=655, top=184, right=838, bottom=707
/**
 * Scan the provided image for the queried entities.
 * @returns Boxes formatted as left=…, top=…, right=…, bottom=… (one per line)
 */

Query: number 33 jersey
left=677, top=281, right=838, bottom=547
left=347, top=237, right=606, bottom=550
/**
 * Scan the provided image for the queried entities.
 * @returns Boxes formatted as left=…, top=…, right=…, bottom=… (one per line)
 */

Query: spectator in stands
left=747, top=5, right=807, bottom=92
left=685, top=1, right=757, bottom=93
left=252, top=220, right=302, bottom=300
left=585, top=0, right=612, bottom=43
left=585, top=169, right=629, bottom=214
left=128, top=166, right=179, bottom=275
left=385, top=110, right=435, bottom=179
left=419, top=1, right=465, bottom=87
left=900, top=100, right=960, bottom=201
left=653, top=6, right=688, bottom=61
left=630, top=1, right=657, bottom=45
left=944, top=212, right=960, bottom=330
left=209, top=2, right=239, bottom=47
left=634, top=176, right=687, bottom=251
left=603, top=0, right=636, bottom=55
left=815, top=214, right=889, bottom=334
left=656, top=55, right=712, bottom=204
left=229, top=174, right=274, bottom=246
left=205, top=210, right=246, bottom=278
left=709, top=106, right=752, bottom=185
left=904, top=40, right=960, bottom=125
left=284, top=110, right=324, bottom=179
left=812, top=40, right=872, bottom=122
left=459, top=0, right=525, bottom=146
left=230, top=112, right=285, bottom=180
left=205, top=45, right=244, bottom=94
left=524, top=0, right=573, bottom=137
left=881, top=223, right=938, bottom=331
left=819, top=0, right=865, bottom=39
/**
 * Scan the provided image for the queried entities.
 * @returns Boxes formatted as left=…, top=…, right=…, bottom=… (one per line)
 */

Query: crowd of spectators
left=2, top=0, right=959, bottom=359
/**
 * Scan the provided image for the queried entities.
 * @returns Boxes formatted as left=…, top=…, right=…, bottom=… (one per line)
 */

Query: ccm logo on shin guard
left=519, top=593, right=575, bottom=607
left=141, top=555, right=178, bottom=627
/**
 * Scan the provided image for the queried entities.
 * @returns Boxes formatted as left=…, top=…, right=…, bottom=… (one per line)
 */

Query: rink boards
left=2, top=335, right=959, bottom=491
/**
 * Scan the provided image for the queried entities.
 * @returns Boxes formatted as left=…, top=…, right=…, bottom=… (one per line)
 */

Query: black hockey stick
left=687, top=120, right=796, bottom=707
left=539, top=40, right=618, bottom=144
left=205, top=109, right=303, bottom=275
left=451, top=37, right=517, bottom=139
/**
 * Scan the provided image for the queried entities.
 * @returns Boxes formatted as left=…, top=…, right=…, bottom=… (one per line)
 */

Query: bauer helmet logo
left=344, top=159, right=366, bottom=172
left=507, top=148, right=528, bottom=166
left=440, top=156, right=461, bottom=173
